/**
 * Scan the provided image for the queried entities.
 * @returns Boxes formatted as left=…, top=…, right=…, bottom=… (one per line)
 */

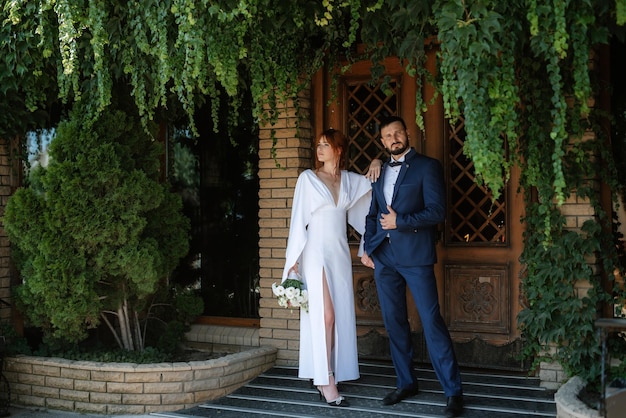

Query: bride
left=282, top=128, right=380, bottom=407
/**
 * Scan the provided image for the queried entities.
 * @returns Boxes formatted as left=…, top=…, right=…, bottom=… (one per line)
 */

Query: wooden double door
left=311, top=51, right=527, bottom=371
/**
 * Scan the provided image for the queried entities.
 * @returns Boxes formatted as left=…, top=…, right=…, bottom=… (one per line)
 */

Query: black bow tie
left=388, top=161, right=403, bottom=167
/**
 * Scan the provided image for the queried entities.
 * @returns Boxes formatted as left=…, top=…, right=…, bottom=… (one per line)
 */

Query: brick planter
left=2, top=345, right=277, bottom=415
left=555, top=376, right=600, bottom=418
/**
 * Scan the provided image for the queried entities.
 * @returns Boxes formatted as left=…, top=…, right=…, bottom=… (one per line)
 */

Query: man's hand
left=361, top=253, right=375, bottom=269
left=380, top=205, right=397, bottom=230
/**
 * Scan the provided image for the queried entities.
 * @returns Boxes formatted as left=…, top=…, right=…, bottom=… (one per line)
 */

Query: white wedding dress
left=282, top=169, right=372, bottom=385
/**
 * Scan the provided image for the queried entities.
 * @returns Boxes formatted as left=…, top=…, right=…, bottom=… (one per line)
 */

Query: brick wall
left=0, top=136, right=18, bottom=325
left=257, top=93, right=313, bottom=366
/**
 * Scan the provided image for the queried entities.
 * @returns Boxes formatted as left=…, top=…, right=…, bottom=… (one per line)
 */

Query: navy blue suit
left=364, top=148, right=462, bottom=397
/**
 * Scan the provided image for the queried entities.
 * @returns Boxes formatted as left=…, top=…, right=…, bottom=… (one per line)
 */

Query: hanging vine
left=514, top=0, right=626, bottom=385
left=434, top=0, right=520, bottom=202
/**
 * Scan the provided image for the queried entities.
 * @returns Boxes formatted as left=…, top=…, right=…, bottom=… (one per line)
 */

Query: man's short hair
left=378, top=115, right=407, bottom=134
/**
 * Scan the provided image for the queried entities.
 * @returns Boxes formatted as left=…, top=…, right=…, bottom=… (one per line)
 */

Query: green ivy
left=434, top=0, right=520, bottom=201
left=519, top=62, right=624, bottom=385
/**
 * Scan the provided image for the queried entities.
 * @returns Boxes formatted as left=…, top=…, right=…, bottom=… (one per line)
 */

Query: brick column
left=257, top=92, right=313, bottom=366
left=0, top=136, right=20, bottom=325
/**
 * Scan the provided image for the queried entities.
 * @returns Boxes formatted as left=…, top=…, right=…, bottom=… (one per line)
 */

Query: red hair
left=314, top=129, right=349, bottom=170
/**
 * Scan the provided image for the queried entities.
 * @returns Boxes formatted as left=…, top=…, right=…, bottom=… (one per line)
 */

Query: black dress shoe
left=382, top=385, right=419, bottom=405
left=445, top=395, right=464, bottom=417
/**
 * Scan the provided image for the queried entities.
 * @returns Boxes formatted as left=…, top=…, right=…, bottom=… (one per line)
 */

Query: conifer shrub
left=3, top=99, right=195, bottom=352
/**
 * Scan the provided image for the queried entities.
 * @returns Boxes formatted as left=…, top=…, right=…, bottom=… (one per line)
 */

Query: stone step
left=152, top=361, right=556, bottom=418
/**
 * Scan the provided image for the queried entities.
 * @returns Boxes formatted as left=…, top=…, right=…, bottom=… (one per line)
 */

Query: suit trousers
left=372, top=239, right=463, bottom=396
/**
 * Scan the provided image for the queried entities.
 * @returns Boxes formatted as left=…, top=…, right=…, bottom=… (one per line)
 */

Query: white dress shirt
left=384, top=158, right=404, bottom=205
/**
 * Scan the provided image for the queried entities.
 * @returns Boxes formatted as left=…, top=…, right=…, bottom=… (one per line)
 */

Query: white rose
left=284, top=286, right=296, bottom=300
left=272, top=283, right=285, bottom=296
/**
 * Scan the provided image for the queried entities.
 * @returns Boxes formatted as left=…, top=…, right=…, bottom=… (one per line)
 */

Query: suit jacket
left=364, top=148, right=446, bottom=267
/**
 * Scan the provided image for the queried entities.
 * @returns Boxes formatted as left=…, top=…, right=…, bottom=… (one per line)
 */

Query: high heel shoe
left=316, top=371, right=350, bottom=407
left=317, top=386, right=350, bottom=407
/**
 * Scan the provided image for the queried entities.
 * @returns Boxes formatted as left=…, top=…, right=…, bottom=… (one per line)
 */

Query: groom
left=360, top=116, right=464, bottom=417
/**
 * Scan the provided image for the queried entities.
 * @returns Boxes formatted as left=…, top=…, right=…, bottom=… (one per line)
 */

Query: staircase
left=152, top=361, right=556, bottom=418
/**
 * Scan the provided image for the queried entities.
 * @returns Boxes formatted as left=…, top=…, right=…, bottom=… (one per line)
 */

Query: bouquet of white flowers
left=272, top=271, right=309, bottom=312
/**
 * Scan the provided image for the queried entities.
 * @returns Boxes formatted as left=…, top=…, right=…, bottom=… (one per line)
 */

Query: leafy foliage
left=3, top=96, right=191, bottom=351
left=0, top=2, right=59, bottom=137
left=1, top=0, right=621, bottom=207
left=518, top=209, right=606, bottom=383
left=434, top=1, right=520, bottom=201
left=0, top=321, right=32, bottom=356
left=514, top=6, right=626, bottom=384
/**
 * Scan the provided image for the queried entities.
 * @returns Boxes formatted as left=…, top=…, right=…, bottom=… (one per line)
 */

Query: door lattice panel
left=345, top=79, right=399, bottom=242
left=447, top=117, right=507, bottom=245
left=346, top=79, right=399, bottom=174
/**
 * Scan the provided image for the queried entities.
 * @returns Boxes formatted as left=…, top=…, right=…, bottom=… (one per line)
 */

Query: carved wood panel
left=444, top=264, right=510, bottom=335
left=352, top=265, right=384, bottom=328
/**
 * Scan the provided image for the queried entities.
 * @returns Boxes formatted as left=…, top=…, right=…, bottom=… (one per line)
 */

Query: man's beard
left=389, top=142, right=408, bottom=155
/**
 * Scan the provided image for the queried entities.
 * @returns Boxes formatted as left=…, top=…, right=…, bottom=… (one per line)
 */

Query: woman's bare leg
left=319, top=269, right=340, bottom=401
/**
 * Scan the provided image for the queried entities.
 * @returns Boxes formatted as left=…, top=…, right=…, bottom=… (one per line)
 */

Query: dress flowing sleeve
left=346, top=172, right=373, bottom=256
left=282, top=170, right=312, bottom=282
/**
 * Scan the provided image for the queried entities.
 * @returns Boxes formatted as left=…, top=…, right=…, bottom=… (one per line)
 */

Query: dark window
left=168, top=98, right=260, bottom=319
